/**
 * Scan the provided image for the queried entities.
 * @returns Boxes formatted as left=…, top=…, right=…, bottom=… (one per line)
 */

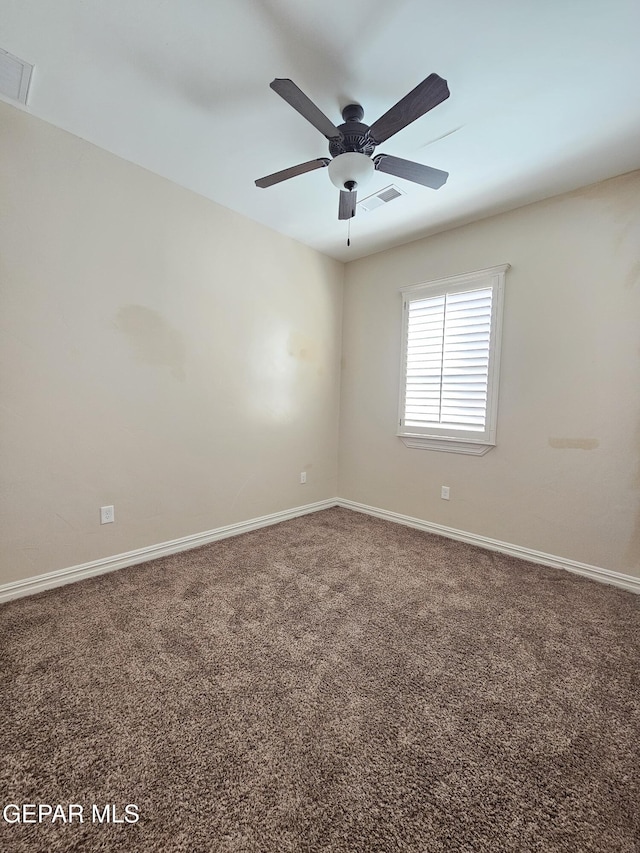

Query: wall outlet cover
left=100, top=505, right=115, bottom=524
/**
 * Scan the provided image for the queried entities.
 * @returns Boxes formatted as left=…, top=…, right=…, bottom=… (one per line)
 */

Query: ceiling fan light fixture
left=256, top=75, right=451, bottom=224
left=328, top=152, right=374, bottom=190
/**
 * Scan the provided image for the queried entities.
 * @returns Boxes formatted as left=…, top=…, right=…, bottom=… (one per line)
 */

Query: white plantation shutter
left=404, top=287, right=492, bottom=431
left=398, top=265, right=508, bottom=454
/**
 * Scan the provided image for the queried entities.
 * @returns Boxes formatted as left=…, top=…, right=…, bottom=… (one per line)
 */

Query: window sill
left=398, top=435, right=495, bottom=456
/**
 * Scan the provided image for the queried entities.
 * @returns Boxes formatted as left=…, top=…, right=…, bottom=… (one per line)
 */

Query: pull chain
left=347, top=215, right=352, bottom=247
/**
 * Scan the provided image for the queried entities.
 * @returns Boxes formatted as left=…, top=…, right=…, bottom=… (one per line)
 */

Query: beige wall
left=0, top=102, right=343, bottom=584
left=339, top=171, right=640, bottom=577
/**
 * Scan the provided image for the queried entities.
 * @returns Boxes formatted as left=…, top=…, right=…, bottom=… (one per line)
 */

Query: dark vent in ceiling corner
left=0, top=48, right=33, bottom=104
left=358, top=184, right=406, bottom=213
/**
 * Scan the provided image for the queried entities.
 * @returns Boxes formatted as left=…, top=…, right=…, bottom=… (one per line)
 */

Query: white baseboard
left=2, top=497, right=638, bottom=603
left=0, top=499, right=338, bottom=604
left=335, top=499, right=640, bottom=595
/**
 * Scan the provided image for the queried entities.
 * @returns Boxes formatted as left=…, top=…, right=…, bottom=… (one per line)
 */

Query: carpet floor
left=1, top=507, right=638, bottom=852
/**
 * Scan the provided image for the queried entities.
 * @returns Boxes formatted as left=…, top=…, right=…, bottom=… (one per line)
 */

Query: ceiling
left=3, top=0, right=640, bottom=262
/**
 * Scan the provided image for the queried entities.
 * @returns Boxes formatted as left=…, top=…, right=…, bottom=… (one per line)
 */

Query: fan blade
left=270, top=79, right=342, bottom=140
left=368, top=74, right=450, bottom=144
left=255, top=158, right=330, bottom=188
left=373, top=154, right=448, bottom=189
left=339, top=189, right=357, bottom=220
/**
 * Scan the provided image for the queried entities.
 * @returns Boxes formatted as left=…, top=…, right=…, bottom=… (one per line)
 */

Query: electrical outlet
left=300, top=472, right=307, bottom=484
left=100, top=505, right=115, bottom=524
left=441, top=486, right=450, bottom=500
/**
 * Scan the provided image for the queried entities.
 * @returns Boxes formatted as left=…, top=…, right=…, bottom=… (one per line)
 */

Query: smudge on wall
left=115, top=305, right=186, bottom=380
left=548, top=438, right=599, bottom=450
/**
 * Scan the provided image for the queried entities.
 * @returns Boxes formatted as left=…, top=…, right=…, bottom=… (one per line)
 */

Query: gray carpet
left=1, top=507, right=638, bottom=852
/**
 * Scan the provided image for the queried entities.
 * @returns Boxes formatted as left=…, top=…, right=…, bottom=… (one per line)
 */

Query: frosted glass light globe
left=328, top=152, right=374, bottom=190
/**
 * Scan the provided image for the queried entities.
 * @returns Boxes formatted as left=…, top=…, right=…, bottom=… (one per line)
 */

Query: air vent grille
left=358, top=184, right=406, bottom=213
left=0, top=48, right=33, bottom=105
left=378, top=187, right=402, bottom=203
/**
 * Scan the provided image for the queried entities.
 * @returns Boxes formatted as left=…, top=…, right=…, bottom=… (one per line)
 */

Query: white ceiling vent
left=357, top=184, right=406, bottom=213
left=0, top=48, right=33, bottom=105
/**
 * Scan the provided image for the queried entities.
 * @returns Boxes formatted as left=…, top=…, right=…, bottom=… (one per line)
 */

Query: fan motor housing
left=329, top=103, right=376, bottom=157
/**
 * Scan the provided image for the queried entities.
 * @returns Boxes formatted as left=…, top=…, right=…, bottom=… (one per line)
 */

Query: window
left=398, top=264, right=509, bottom=455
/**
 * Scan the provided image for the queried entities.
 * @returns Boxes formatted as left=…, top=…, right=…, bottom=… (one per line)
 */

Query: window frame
left=397, top=264, right=509, bottom=456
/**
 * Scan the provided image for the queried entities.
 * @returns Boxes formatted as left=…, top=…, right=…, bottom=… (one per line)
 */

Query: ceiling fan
left=255, top=74, right=450, bottom=220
